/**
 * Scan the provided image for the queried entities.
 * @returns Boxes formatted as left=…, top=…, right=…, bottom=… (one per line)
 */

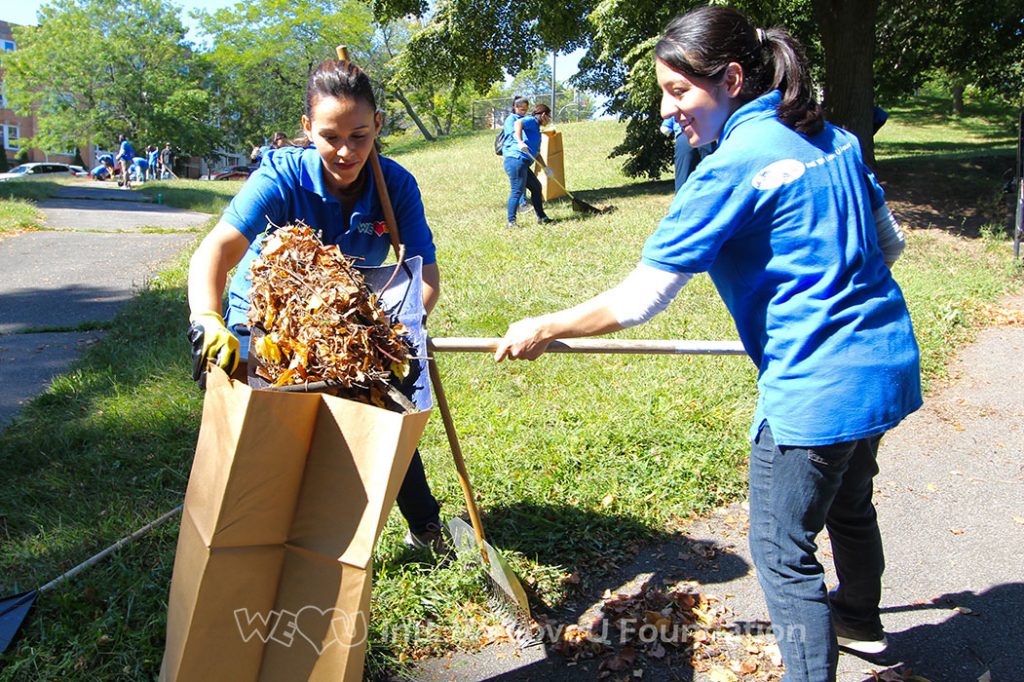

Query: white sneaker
left=836, top=632, right=888, bottom=656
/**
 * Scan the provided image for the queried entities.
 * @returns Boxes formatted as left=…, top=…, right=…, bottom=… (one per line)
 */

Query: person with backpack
left=495, top=7, right=920, bottom=680
left=501, top=97, right=552, bottom=229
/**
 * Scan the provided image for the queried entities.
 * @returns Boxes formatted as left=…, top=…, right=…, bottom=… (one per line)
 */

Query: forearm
left=531, top=298, right=624, bottom=342
left=187, top=221, right=250, bottom=318
left=421, top=262, right=440, bottom=316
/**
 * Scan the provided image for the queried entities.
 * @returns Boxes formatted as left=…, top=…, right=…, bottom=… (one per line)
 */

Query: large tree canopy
left=194, top=0, right=375, bottom=151
left=5, top=0, right=220, bottom=156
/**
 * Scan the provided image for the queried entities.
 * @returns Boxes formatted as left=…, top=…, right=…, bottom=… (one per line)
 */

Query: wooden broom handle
left=336, top=44, right=403, bottom=262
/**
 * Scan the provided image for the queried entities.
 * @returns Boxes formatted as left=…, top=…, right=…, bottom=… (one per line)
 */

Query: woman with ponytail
left=495, top=7, right=919, bottom=679
left=187, top=56, right=447, bottom=553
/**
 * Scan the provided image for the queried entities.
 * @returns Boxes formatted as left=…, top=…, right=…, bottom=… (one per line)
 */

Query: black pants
left=396, top=449, right=441, bottom=533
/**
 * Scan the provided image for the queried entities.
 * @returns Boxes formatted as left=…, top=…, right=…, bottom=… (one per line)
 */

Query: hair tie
left=755, top=28, right=766, bottom=45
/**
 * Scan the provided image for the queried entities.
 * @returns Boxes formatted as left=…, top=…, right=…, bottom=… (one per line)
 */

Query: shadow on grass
left=410, top=501, right=752, bottom=682
left=882, top=93, right=1017, bottom=138
left=0, top=284, right=195, bottom=592
left=545, top=179, right=675, bottom=214
left=877, top=152, right=1016, bottom=238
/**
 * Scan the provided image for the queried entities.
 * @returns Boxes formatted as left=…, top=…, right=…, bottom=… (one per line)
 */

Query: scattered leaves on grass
left=247, top=221, right=412, bottom=404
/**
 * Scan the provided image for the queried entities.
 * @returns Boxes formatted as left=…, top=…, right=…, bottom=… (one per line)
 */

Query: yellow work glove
left=187, top=311, right=239, bottom=384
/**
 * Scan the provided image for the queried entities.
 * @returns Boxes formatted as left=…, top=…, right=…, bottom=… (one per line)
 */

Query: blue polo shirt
left=222, top=146, right=436, bottom=331
left=641, top=90, right=921, bottom=446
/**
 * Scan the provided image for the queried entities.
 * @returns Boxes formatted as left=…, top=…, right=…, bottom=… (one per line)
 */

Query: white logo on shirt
left=751, top=159, right=806, bottom=190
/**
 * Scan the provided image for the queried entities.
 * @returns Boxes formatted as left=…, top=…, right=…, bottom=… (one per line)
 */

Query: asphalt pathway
left=413, top=292, right=1024, bottom=682
left=0, top=182, right=205, bottom=428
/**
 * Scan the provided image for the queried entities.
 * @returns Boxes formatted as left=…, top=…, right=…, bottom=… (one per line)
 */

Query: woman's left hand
left=494, top=316, right=554, bottom=362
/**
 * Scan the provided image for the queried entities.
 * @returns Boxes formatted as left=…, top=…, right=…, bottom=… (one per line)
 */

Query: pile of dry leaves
left=247, top=221, right=412, bottom=398
left=551, top=578, right=784, bottom=681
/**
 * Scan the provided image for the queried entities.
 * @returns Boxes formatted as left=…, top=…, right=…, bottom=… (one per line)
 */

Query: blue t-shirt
left=641, top=90, right=921, bottom=446
left=97, top=154, right=114, bottom=165
left=90, top=165, right=108, bottom=178
left=502, top=113, right=542, bottom=161
left=147, top=149, right=160, bottom=166
left=117, top=140, right=135, bottom=162
left=222, top=146, right=437, bottom=331
left=132, top=157, right=148, bottom=169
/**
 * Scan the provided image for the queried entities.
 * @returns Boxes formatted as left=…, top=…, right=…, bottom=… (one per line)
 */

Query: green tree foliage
left=194, top=0, right=375, bottom=150
left=580, top=0, right=821, bottom=177
left=374, top=0, right=594, bottom=91
left=875, top=0, right=1024, bottom=113
left=4, top=0, right=220, bottom=158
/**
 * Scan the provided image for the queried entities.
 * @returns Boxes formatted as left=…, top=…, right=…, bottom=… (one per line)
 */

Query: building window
left=2, top=41, right=15, bottom=52
left=3, top=124, right=20, bottom=150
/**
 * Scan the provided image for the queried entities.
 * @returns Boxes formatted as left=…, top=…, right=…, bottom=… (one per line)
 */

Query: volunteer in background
left=250, top=131, right=289, bottom=166
left=186, top=56, right=447, bottom=552
left=501, top=98, right=552, bottom=229
left=495, top=7, right=921, bottom=681
left=659, top=115, right=716, bottom=192
left=159, top=143, right=176, bottom=180
left=130, top=155, right=149, bottom=184
left=115, top=134, right=136, bottom=189
left=147, top=145, right=160, bottom=181
left=91, top=154, right=115, bottom=181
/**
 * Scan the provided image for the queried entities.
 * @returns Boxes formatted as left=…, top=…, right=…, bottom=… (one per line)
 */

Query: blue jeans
left=748, top=422, right=885, bottom=682
left=503, top=156, right=546, bottom=222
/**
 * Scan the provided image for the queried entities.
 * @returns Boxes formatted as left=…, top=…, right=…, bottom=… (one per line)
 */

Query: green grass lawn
left=0, top=99, right=1022, bottom=680
left=0, top=180, right=59, bottom=234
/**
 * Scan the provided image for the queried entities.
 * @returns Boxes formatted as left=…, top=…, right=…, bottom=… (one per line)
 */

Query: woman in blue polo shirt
left=495, top=7, right=920, bottom=681
left=502, top=99, right=552, bottom=228
left=186, top=57, right=445, bottom=551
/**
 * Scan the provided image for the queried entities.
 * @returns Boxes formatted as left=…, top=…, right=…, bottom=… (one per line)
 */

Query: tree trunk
left=951, top=80, right=965, bottom=116
left=392, top=86, right=435, bottom=142
left=444, top=80, right=463, bottom=136
left=813, top=0, right=878, bottom=165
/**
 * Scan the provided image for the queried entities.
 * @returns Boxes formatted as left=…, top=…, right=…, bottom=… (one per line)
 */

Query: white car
left=0, top=162, right=77, bottom=181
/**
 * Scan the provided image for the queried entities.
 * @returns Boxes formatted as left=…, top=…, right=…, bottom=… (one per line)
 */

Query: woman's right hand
left=494, top=316, right=554, bottom=362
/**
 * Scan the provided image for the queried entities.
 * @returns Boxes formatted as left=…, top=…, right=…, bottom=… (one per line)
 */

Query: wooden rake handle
left=335, top=45, right=489, bottom=564
left=429, top=337, right=746, bottom=356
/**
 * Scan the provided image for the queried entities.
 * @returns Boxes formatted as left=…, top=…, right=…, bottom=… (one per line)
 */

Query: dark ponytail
left=654, top=6, right=823, bottom=136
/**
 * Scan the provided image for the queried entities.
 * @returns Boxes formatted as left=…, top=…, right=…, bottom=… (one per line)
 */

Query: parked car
left=67, top=164, right=90, bottom=177
left=0, top=162, right=77, bottom=182
left=204, top=165, right=256, bottom=181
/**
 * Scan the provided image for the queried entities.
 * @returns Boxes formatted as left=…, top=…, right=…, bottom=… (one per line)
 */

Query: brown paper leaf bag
left=160, top=365, right=430, bottom=682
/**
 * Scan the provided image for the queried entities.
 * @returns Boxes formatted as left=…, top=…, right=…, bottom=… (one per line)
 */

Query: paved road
left=413, top=293, right=1024, bottom=682
left=0, top=183, right=205, bottom=428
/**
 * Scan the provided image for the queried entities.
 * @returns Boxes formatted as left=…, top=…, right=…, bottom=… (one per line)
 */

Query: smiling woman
left=185, top=54, right=447, bottom=550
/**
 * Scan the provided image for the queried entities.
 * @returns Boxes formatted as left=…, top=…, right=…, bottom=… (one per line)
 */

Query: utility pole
left=551, top=51, right=557, bottom=122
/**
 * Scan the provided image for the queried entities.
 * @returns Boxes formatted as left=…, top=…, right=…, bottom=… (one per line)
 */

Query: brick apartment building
left=1, top=19, right=248, bottom=177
